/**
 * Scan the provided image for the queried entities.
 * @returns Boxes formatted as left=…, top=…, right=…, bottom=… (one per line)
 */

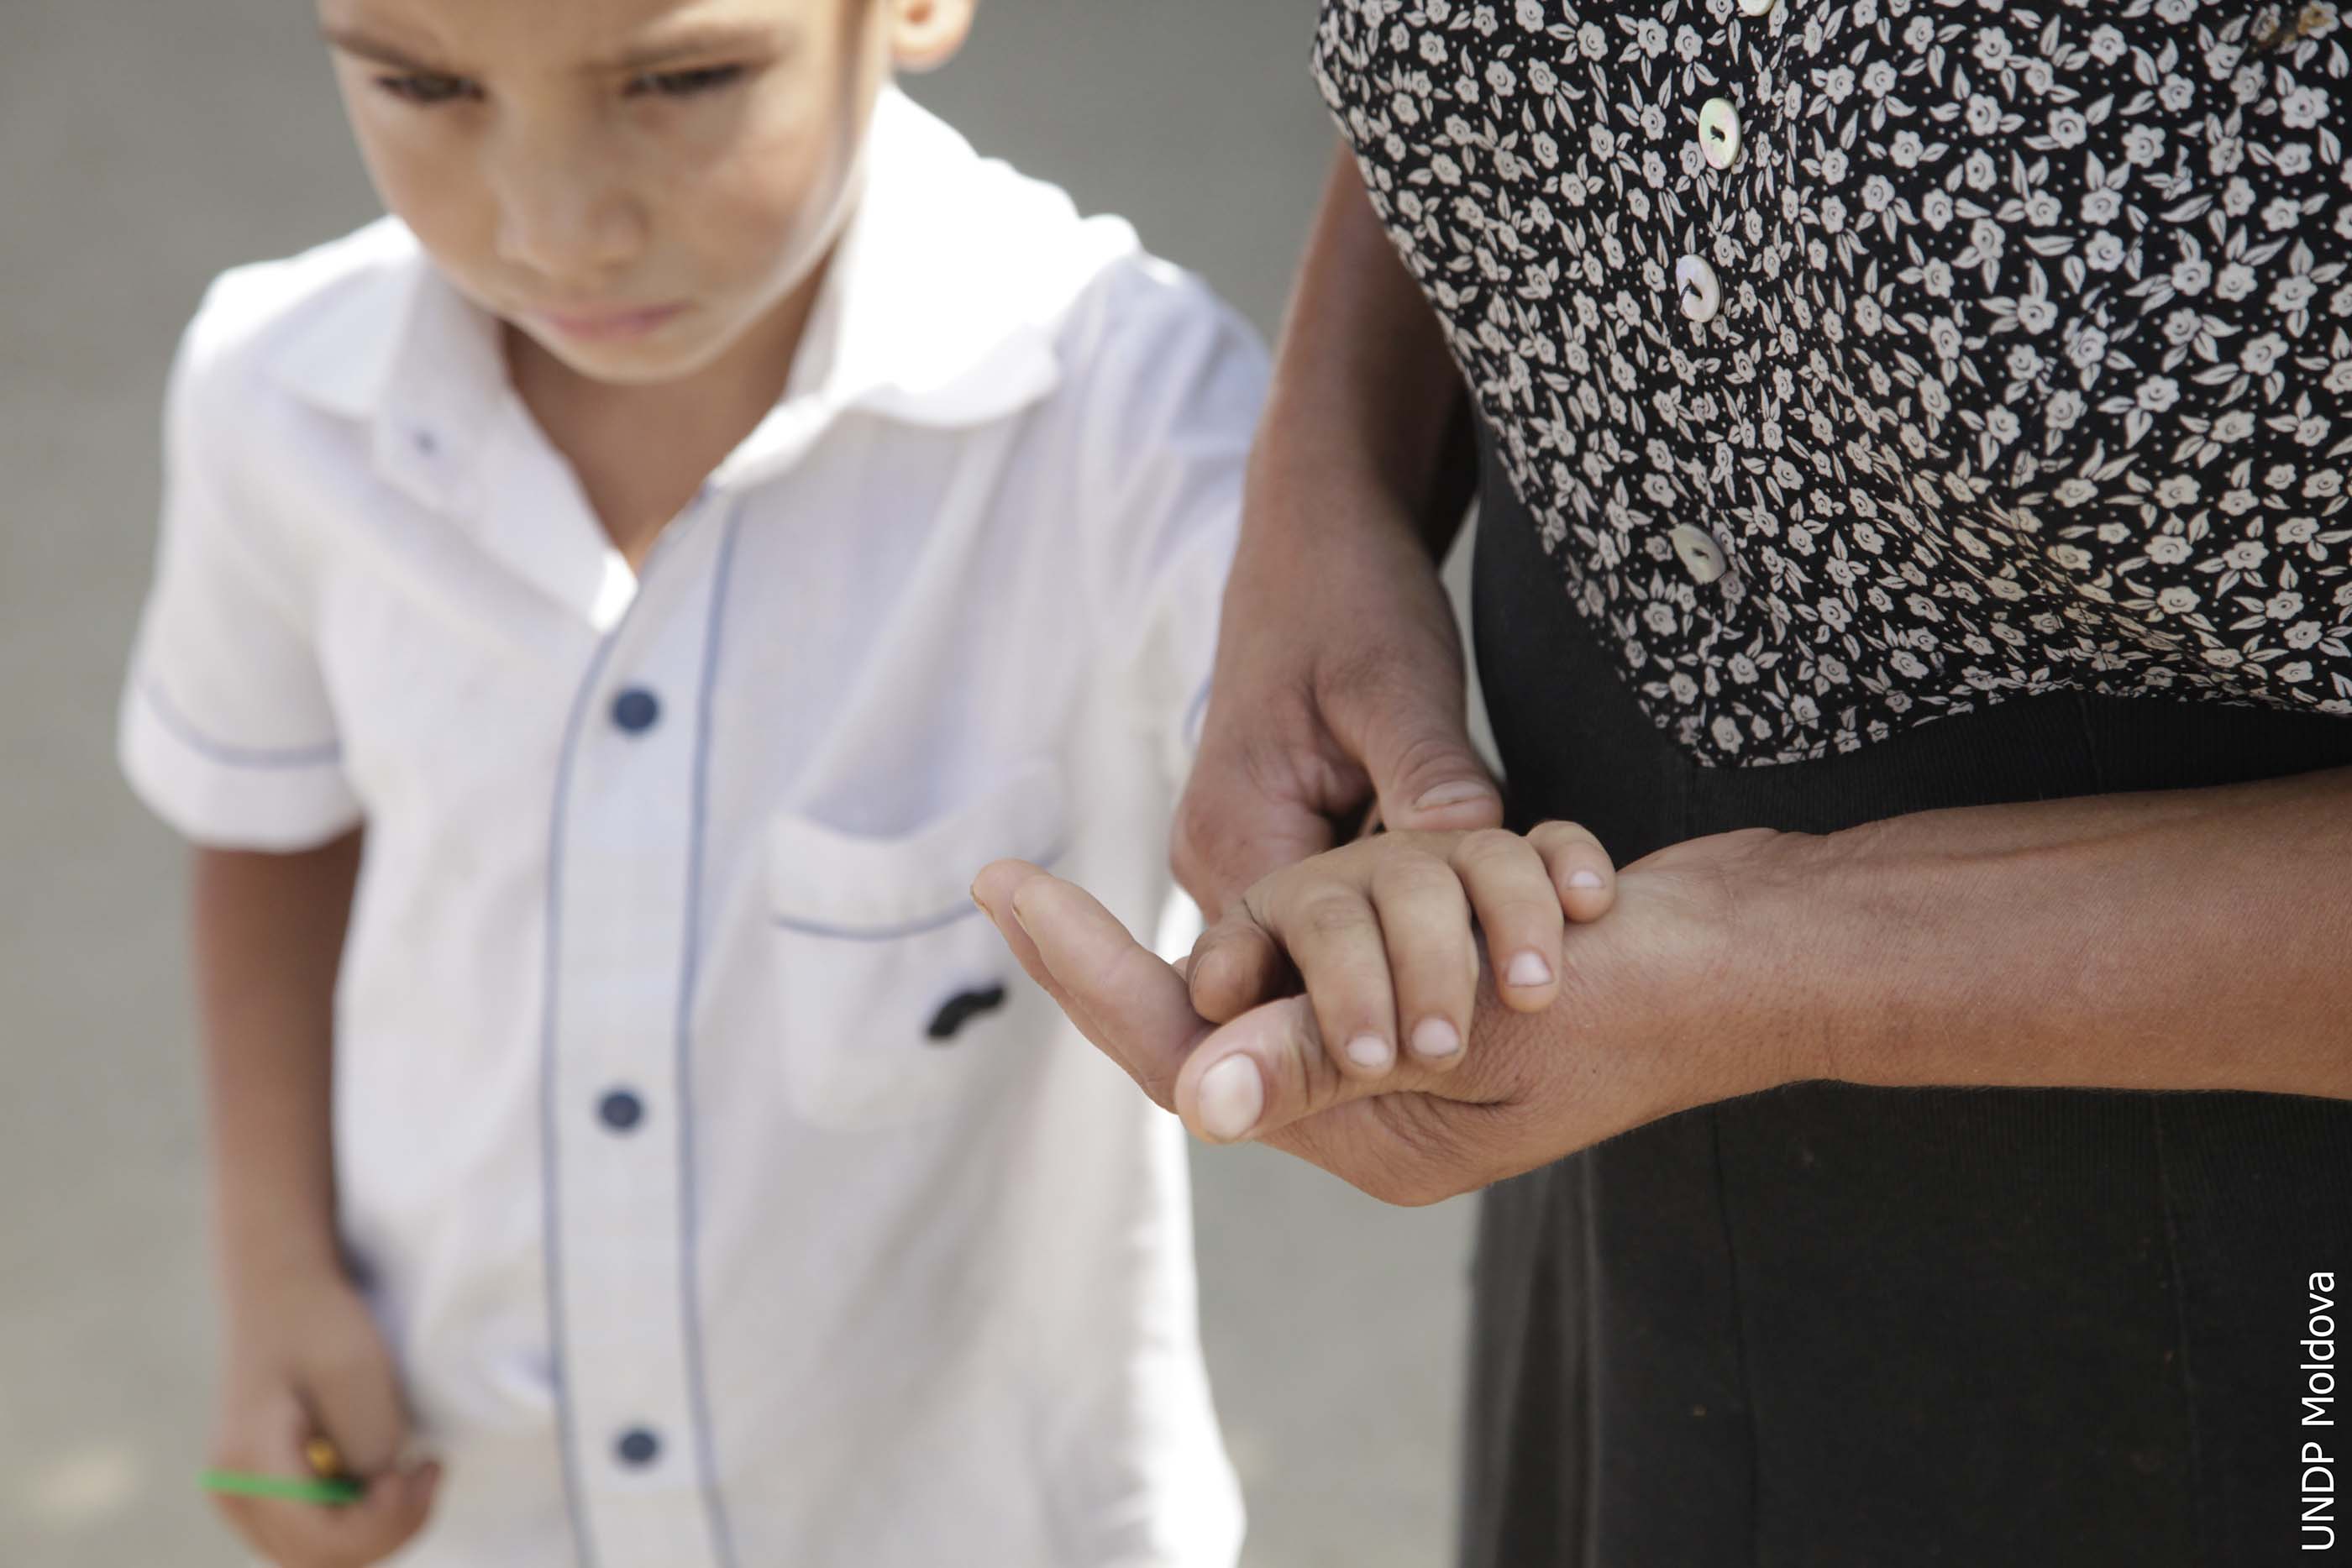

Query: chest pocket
left=766, top=761, right=1066, bottom=1130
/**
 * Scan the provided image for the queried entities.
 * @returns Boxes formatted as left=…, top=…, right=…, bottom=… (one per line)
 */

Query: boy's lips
left=530, top=301, right=690, bottom=342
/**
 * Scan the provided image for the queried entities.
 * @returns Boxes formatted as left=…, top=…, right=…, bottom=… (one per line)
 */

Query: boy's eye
left=375, top=71, right=478, bottom=106
left=627, top=64, right=747, bottom=99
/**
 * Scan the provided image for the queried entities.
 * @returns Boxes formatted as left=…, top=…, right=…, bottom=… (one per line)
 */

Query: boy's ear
left=886, top=0, right=975, bottom=74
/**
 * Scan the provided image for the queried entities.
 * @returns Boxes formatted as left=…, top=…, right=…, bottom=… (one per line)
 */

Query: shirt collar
left=269, top=87, right=1103, bottom=509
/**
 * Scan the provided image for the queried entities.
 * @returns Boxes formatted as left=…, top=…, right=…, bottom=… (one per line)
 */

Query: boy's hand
left=1184, top=823, right=1617, bottom=1081
left=211, top=1271, right=439, bottom=1568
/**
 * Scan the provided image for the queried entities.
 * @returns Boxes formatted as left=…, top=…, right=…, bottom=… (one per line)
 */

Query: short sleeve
left=1076, top=261, right=1270, bottom=789
left=118, top=293, right=361, bottom=850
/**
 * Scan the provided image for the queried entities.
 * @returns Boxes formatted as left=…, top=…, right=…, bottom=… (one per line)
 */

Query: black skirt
left=1461, top=432, right=2352, bottom=1568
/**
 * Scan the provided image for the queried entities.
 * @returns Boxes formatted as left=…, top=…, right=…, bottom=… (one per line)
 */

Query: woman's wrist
left=1672, top=826, right=1855, bottom=1098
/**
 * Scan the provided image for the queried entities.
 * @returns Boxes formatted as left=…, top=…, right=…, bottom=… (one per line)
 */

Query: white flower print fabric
left=1313, top=0, right=2352, bottom=766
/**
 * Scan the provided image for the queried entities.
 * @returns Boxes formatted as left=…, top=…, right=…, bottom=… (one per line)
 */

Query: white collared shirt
left=121, top=90, right=1258, bottom=1568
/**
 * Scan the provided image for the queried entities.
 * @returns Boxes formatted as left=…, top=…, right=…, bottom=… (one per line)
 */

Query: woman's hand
left=1168, top=146, right=1503, bottom=919
left=975, top=827, right=1818, bottom=1205
left=1170, top=494, right=1503, bottom=918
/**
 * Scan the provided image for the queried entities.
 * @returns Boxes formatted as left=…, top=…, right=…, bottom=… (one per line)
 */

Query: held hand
left=1170, top=502, right=1502, bottom=920
left=1186, top=824, right=1620, bottom=1083
left=976, top=828, right=1818, bottom=1205
left=211, top=1272, right=439, bottom=1568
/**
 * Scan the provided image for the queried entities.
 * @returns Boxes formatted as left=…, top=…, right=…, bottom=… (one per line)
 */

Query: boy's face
left=318, top=0, right=970, bottom=386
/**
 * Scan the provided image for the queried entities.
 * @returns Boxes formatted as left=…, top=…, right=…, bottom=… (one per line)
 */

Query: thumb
left=1325, top=669, right=1501, bottom=836
left=1171, top=990, right=1486, bottom=1147
left=974, top=863, right=1211, bottom=1110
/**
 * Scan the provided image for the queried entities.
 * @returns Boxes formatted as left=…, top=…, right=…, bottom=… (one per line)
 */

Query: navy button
left=616, top=1428, right=660, bottom=1468
left=611, top=689, right=660, bottom=734
left=598, top=1089, right=643, bottom=1131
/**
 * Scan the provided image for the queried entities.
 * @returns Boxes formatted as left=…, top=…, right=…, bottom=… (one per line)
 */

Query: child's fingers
left=307, top=1459, right=440, bottom=1566
left=1368, top=848, right=1477, bottom=1070
left=1447, top=830, right=1566, bottom=1015
left=1529, top=820, right=1617, bottom=923
left=1256, top=877, right=1402, bottom=1080
left=303, top=1330, right=412, bottom=1480
left=1171, top=988, right=1501, bottom=1146
left=210, top=1390, right=312, bottom=1565
left=1185, top=915, right=1286, bottom=1025
left=228, top=1394, right=434, bottom=1568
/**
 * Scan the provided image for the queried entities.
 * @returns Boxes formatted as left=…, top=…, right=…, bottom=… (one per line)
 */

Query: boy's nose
left=495, top=188, right=647, bottom=285
left=489, top=138, right=648, bottom=283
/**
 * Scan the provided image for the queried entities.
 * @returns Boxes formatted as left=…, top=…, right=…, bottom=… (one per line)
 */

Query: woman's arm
left=1252, top=144, right=1478, bottom=558
left=1169, top=145, right=1500, bottom=917
left=978, top=760, right=2352, bottom=1205
left=1759, top=763, right=2352, bottom=1100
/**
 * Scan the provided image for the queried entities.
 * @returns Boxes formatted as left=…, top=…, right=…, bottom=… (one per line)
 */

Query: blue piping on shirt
left=138, top=677, right=343, bottom=768
left=537, top=604, right=629, bottom=1568
left=674, top=501, right=744, bottom=1568
left=535, top=495, right=719, bottom=1568
left=1182, top=674, right=1215, bottom=753
left=767, top=842, right=1068, bottom=941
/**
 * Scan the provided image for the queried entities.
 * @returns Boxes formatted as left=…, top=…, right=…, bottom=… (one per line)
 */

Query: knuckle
left=1294, top=889, right=1376, bottom=945
left=1368, top=850, right=1462, bottom=905
left=1383, top=728, right=1479, bottom=797
left=1530, top=819, right=1605, bottom=862
left=1450, top=827, right=1530, bottom=871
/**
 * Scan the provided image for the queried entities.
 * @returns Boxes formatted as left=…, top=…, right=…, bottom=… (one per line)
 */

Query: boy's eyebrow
left=598, top=24, right=789, bottom=71
left=317, top=18, right=788, bottom=77
left=318, top=24, right=454, bottom=75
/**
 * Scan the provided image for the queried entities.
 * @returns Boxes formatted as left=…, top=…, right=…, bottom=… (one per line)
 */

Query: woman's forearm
left=1252, top=143, right=1474, bottom=558
left=192, top=831, right=364, bottom=1308
left=1749, top=768, right=2352, bottom=1099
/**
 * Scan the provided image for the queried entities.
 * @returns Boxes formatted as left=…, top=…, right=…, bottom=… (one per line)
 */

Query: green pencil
left=198, top=1468, right=364, bottom=1506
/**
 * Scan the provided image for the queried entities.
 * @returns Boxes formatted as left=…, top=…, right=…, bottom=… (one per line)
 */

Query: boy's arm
left=192, top=835, right=441, bottom=1564
left=192, top=835, right=360, bottom=1303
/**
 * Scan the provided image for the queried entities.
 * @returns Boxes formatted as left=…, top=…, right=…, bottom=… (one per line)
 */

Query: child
left=118, top=2, right=1261, bottom=1563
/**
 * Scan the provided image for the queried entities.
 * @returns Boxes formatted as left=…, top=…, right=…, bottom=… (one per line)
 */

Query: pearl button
left=1674, top=255, right=1722, bottom=323
left=1698, top=97, right=1743, bottom=170
left=1739, top=0, right=1777, bottom=14
left=1670, top=525, right=1730, bottom=585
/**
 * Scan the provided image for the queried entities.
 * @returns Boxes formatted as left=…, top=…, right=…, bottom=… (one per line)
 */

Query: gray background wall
left=0, top=3, right=1484, bottom=1565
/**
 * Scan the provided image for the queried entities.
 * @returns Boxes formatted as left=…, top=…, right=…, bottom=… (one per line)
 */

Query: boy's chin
left=508, top=312, right=734, bottom=389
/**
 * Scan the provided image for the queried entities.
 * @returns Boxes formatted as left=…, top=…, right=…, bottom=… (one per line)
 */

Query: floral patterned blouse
left=1313, top=0, right=2352, bottom=766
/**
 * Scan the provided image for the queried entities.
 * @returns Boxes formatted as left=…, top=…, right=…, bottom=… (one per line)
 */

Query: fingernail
left=1414, top=780, right=1493, bottom=812
left=1346, top=1033, right=1394, bottom=1072
left=1198, top=1056, right=1265, bottom=1141
left=1567, top=869, right=1604, bottom=889
left=969, top=883, right=987, bottom=914
left=1506, top=950, right=1552, bottom=988
left=1411, top=1017, right=1462, bottom=1059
